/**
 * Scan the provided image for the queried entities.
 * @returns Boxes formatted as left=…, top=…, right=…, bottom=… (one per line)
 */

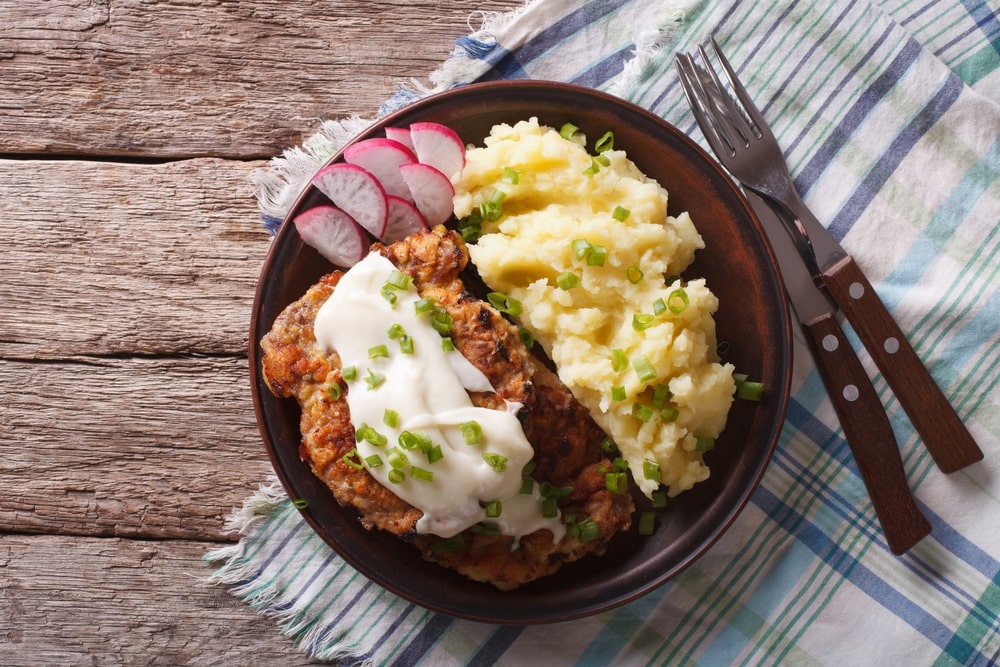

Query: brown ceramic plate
left=249, top=81, right=792, bottom=624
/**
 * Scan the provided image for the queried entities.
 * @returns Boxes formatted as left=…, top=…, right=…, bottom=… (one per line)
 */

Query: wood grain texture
left=0, top=355, right=272, bottom=540
left=0, top=158, right=270, bottom=358
left=0, top=535, right=321, bottom=665
left=0, top=0, right=525, bottom=159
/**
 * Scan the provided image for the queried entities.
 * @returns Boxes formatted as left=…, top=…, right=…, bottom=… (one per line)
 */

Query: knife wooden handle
left=802, top=312, right=931, bottom=554
left=823, top=256, right=984, bottom=473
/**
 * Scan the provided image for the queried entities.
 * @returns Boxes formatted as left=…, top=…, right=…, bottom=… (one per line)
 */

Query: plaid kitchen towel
left=207, top=0, right=1000, bottom=664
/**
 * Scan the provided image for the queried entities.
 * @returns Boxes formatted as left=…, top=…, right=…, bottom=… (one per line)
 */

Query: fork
left=675, top=38, right=982, bottom=475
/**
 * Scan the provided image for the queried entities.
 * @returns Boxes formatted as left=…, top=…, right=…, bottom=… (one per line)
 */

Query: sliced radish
left=384, top=126, right=414, bottom=151
left=398, top=162, right=456, bottom=228
left=343, top=138, right=418, bottom=202
left=409, top=122, right=466, bottom=180
left=381, top=196, right=428, bottom=244
left=311, top=163, right=388, bottom=238
left=293, top=205, right=370, bottom=268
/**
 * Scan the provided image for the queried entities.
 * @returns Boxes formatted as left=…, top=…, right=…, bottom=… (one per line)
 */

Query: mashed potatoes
left=453, top=118, right=735, bottom=498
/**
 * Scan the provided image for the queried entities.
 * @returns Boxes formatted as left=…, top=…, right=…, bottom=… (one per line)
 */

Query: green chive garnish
left=667, top=287, right=690, bottom=314
left=460, top=420, right=483, bottom=445
left=612, top=205, right=630, bottom=221
left=557, top=271, right=580, bottom=290
left=643, top=459, right=661, bottom=483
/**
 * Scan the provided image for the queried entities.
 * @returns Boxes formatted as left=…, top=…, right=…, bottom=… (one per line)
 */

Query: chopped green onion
left=632, top=355, right=657, bottom=383
left=380, top=284, right=398, bottom=306
left=611, top=349, right=628, bottom=372
left=484, top=500, right=502, bottom=518
left=355, top=424, right=387, bottom=447
left=632, top=402, right=654, bottom=422
left=365, top=454, right=383, bottom=468
left=518, top=327, right=534, bottom=349
left=605, top=471, right=627, bottom=493
left=519, top=476, right=534, bottom=495
left=638, top=511, right=656, bottom=536
left=696, top=437, right=716, bottom=452
left=327, top=383, right=342, bottom=401
left=387, top=469, right=405, bottom=484
left=627, top=265, right=644, bottom=283
left=411, top=466, right=433, bottom=482
left=433, top=535, right=465, bottom=554
left=364, top=369, right=385, bottom=390
left=292, top=498, right=309, bottom=509
left=587, top=244, right=607, bottom=266
left=541, top=497, right=559, bottom=518
left=501, top=167, right=521, bottom=184
left=441, top=336, right=455, bottom=352
left=716, top=340, right=731, bottom=355
left=632, top=313, right=655, bottom=331
left=612, top=205, right=630, bottom=221
left=651, top=384, right=670, bottom=408
left=577, top=517, right=600, bottom=542
left=667, top=287, right=690, bottom=314
left=612, top=457, right=629, bottom=472
left=539, top=482, right=573, bottom=499
left=387, top=447, right=409, bottom=470
left=583, top=157, right=602, bottom=177
left=431, top=309, right=453, bottom=334
left=559, top=123, right=580, bottom=140
left=557, top=271, right=580, bottom=290
left=643, top=459, right=662, bottom=483
left=595, top=154, right=611, bottom=167
left=651, top=489, right=668, bottom=508
left=341, top=366, right=357, bottom=382
left=472, top=522, right=502, bottom=536
left=414, top=297, right=437, bottom=315
left=386, top=270, right=412, bottom=291
left=426, top=444, right=443, bottom=464
left=487, top=292, right=523, bottom=316
left=737, top=379, right=765, bottom=402
left=368, top=344, right=389, bottom=359
left=460, top=420, right=483, bottom=445
left=342, top=448, right=364, bottom=470
left=457, top=212, right=482, bottom=243
left=383, top=409, right=399, bottom=429
left=652, top=297, right=667, bottom=316
left=611, top=385, right=626, bottom=401
left=594, top=131, right=615, bottom=153
left=387, top=323, right=406, bottom=340
left=398, top=335, right=414, bottom=355
left=482, top=452, right=508, bottom=472
left=600, top=436, right=617, bottom=454
left=660, top=406, right=680, bottom=422
left=398, top=430, right=431, bottom=452
left=734, top=372, right=749, bottom=385
left=573, top=238, right=592, bottom=260
left=480, top=189, right=507, bottom=222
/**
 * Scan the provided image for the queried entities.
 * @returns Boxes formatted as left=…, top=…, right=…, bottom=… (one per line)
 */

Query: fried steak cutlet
left=260, top=226, right=633, bottom=590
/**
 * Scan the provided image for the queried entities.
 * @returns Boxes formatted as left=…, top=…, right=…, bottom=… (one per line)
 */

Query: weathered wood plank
left=0, top=355, right=277, bottom=540
left=0, top=0, right=525, bottom=159
left=0, top=534, right=321, bottom=665
left=0, top=157, right=271, bottom=359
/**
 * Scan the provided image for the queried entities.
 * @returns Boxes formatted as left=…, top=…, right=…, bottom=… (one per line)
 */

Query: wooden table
left=0, top=2, right=522, bottom=662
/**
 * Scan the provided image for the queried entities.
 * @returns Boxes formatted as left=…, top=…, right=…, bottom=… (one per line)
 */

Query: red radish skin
left=311, top=163, right=389, bottom=238
left=398, top=162, right=456, bottom=228
left=382, top=196, right=428, bottom=244
left=409, top=122, right=466, bottom=180
left=384, top=126, right=414, bottom=151
left=343, top=138, right=418, bottom=202
left=293, top=205, right=370, bottom=268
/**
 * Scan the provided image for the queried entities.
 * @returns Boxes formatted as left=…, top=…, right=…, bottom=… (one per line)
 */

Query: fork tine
left=674, top=54, right=735, bottom=160
left=707, top=36, right=771, bottom=141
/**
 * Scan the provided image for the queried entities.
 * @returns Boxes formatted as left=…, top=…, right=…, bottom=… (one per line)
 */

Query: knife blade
left=745, top=190, right=931, bottom=554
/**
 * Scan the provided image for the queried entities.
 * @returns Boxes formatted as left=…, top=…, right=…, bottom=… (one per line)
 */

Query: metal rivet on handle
left=884, top=337, right=900, bottom=354
left=822, top=334, right=838, bottom=352
left=849, top=282, right=865, bottom=299
left=843, top=384, right=860, bottom=402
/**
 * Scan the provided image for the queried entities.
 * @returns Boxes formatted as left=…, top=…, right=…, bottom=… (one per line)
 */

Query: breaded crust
left=260, top=226, right=633, bottom=589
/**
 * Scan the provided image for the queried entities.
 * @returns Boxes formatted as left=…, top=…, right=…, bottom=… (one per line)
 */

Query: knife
left=745, top=190, right=931, bottom=554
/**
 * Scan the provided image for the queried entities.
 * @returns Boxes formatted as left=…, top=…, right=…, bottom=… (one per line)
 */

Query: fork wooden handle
left=822, top=256, right=984, bottom=473
left=802, top=312, right=932, bottom=554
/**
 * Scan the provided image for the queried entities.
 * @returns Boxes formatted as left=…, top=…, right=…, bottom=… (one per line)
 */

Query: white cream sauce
left=314, top=252, right=565, bottom=542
